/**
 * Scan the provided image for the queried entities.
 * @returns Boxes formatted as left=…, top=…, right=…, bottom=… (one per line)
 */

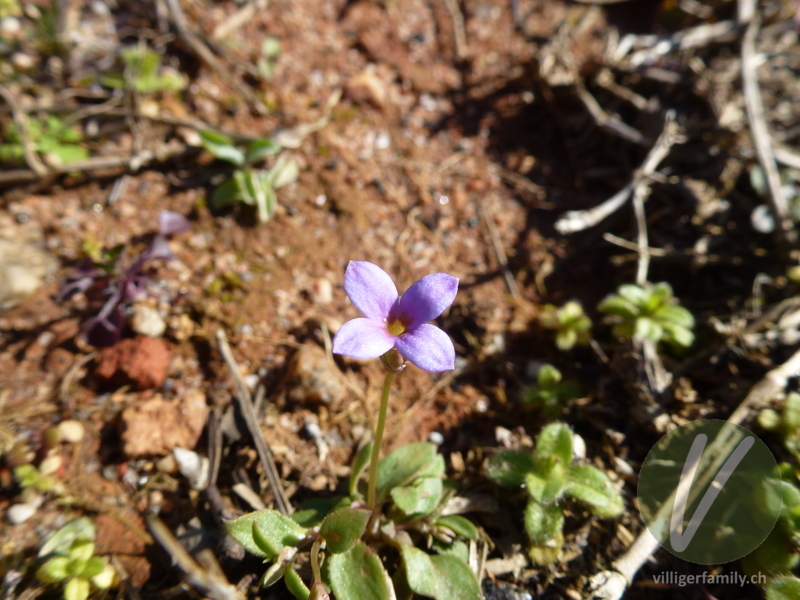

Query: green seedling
left=200, top=130, right=299, bottom=223
left=759, top=392, right=800, bottom=463
left=520, top=364, right=581, bottom=418
left=0, top=115, right=88, bottom=167
left=258, top=37, right=282, bottom=80
left=598, top=282, right=694, bottom=349
left=766, top=575, right=800, bottom=600
left=741, top=470, right=800, bottom=578
left=225, top=442, right=481, bottom=600
left=14, top=459, right=60, bottom=494
left=538, top=301, right=592, bottom=350
left=101, top=46, right=186, bottom=93
left=487, top=422, right=623, bottom=565
left=36, top=518, right=116, bottom=600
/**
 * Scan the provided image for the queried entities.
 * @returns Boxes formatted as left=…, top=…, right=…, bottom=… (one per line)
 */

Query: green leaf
left=90, top=563, right=116, bottom=590
left=80, top=556, right=105, bottom=579
left=199, top=130, right=246, bottom=166
left=64, top=577, right=90, bottom=600
left=39, top=518, right=96, bottom=558
left=349, top=442, right=373, bottom=497
left=14, top=464, right=41, bottom=489
left=435, top=515, right=479, bottom=540
left=528, top=529, right=564, bottom=565
left=537, top=305, right=560, bottom=329
left=326, top=542, right=396, bottom=600
left=662, top=323, right=694, bottom=348
left=535, top=423, right=573, bottom=466
left=292, top=497, right=350, bottom=528
left=210, top=176, right=242, bottom=208
left=284, top=566, right=311, bottom=599
left=566, top=465, right=623, bottom=516
left=617, top=284, right=650, bottom=307
left=46, top=144, right=89, bottom=166
left=486, top=450, right=534, bottom=487
left=524, top=501, right=564, bottom=545
left=635, top=317, right=664, bottom=343
left=598, top=296, right=638, bottom=319
left=68, top=539, right=95, bottom=563
left=555, top=328, right=577, bottom=350
left=376, top=443, right=439, bottom=501
left=37, top=557, right=71, bottom=583
left=786, top=393, right=800, bottom=430
left=399, top=545, right=481, bottom=600
left=225, top=510, right=308, bottom=559
left=766, top=576, right=800, bottom=600
left=391, top=476, right=443, bottom=517
left=536, top=365, right=562, bottom=387
left=268, top=155, right=300, bottom=189
left=526, top=458, right=567, bottom=504
left=319, top=508, right=371, bottom=554
left=255, top=173, right=277, bottom=223
left=653, top=304, right=694, bottom=328
left=245, top=138, right=281, bottom=164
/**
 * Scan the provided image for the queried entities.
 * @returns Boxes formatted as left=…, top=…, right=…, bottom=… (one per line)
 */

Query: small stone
left=309, top=277, right=333, bottom=305
left=0, top=17, right=21, bottom=36
left=173, top=447, right=209, bottom=490
left=285, top=343, right=346, bottom=406
left=58, top=420, right=85, bottom=444
left=130, top=304, right=166, bottom=338
left=7, top=503, right=37, bottom=524
left=428, top=431, right=445, bottom=445
left=156, top=454, right=178, bottom=474
left=0, top=239, right=58, bottom=311
left=11, top=52, right=34, bottom=71
left=95, top=336, right=172, bottom=390
left=119, top=389, right=208, bottom=458
left=344, top=67, right=387, bottom=108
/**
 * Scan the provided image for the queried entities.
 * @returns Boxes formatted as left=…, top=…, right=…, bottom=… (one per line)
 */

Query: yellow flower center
left=387, top=319, right=406, bottom=336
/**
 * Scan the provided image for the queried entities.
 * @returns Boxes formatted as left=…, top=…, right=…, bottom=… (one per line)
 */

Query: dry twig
left=556, top=111, right=683, bottom=234
left=740, top=0, right=796, bottom=250
left=480, top=201, right=521, bottom=298
left=216, top=328, right=292, bottom=515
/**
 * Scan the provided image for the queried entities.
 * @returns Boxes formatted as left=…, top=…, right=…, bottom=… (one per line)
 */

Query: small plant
left=759, top=392, right=800, bottom=463
left=58, top=211, right=189, bottom=347
left=101, top=46, right=186, bottom=93
left=487, top=422, right=623, bottom=565
left=741, top=469, right=800, bottom=577
left=0, top=115, right=89, bottom=167
left=520, top=364, right=580, bottom=418
left=225, top=262, right=481, bottom=600
left=200, top=131, right=299, bottom=223
left=36, top=518, right=116, bottom=600
left=257, top=37, right=282, bottom=80
left=766, top=575, right=800, bottom=600
left=14, top=460, right=60, bottom=494
left=598, top=282, right=694, bottom=348
left=538, top=301, right=592, bottom=350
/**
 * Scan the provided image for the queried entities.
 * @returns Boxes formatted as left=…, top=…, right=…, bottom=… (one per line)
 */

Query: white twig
left=556, top=111, right=683, bottom=234
left=632, top=181, right=651, bottom=285
left=576, top=83, right=650, bottom=146
left=443, top=0, right=468, bottom=59
left=740, top=0, right=796, bottom=247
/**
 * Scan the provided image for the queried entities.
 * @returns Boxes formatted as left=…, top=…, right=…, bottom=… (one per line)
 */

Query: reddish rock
left=119, top=389, right=209, bottom=458
left=94, top=513, right=151, bottom=587
left=95, top=336, right=171, bottom=390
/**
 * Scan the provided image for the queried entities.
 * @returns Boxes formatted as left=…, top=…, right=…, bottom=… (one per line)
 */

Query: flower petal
left=395, top=273, right=458, bottom=329
left=394, top=324, right=455, bottom=372
left=333, top=318, right=396, bottom=359
left=344, top=261, right=399, bottom=320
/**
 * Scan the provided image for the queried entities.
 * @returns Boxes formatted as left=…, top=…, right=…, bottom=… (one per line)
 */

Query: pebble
left=285, top=343, right=346, bottom=405
left=58, top=420, right=85, bottom=444
left=130, top=304, right=166, bottom=338
left=0, top=239, right=59, bottom=311
left=7, top=503, right=37, bottom=525
left=173, top=447, right=209, bottom=490
left=309, top=277, right=333, bottom=305
left=11, top=52, right=34, bottom=71
left=428, top=431, right=445, bottom=445
left=0, top=17, right=21, bottom=36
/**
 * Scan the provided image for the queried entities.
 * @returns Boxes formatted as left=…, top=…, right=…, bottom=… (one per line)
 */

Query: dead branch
left=556, top=111, right=684, bottom=234
left=740, top=0, right=796, bottom=249
left=216, top=328, right=292, bottom=516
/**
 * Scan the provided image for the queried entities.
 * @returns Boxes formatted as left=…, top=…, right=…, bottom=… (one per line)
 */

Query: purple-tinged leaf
left=158, top=211, right=191, bottom=235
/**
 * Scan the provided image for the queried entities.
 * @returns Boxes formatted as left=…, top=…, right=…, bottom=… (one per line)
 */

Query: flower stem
left=367, top=370, right=396, bottom=513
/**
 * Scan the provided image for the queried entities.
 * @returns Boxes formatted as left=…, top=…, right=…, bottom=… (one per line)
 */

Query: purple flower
left=332, top=261, right=458, bottom=372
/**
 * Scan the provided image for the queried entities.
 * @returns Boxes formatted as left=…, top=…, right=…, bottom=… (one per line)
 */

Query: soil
left=2, top=0, right=800, bottom=599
